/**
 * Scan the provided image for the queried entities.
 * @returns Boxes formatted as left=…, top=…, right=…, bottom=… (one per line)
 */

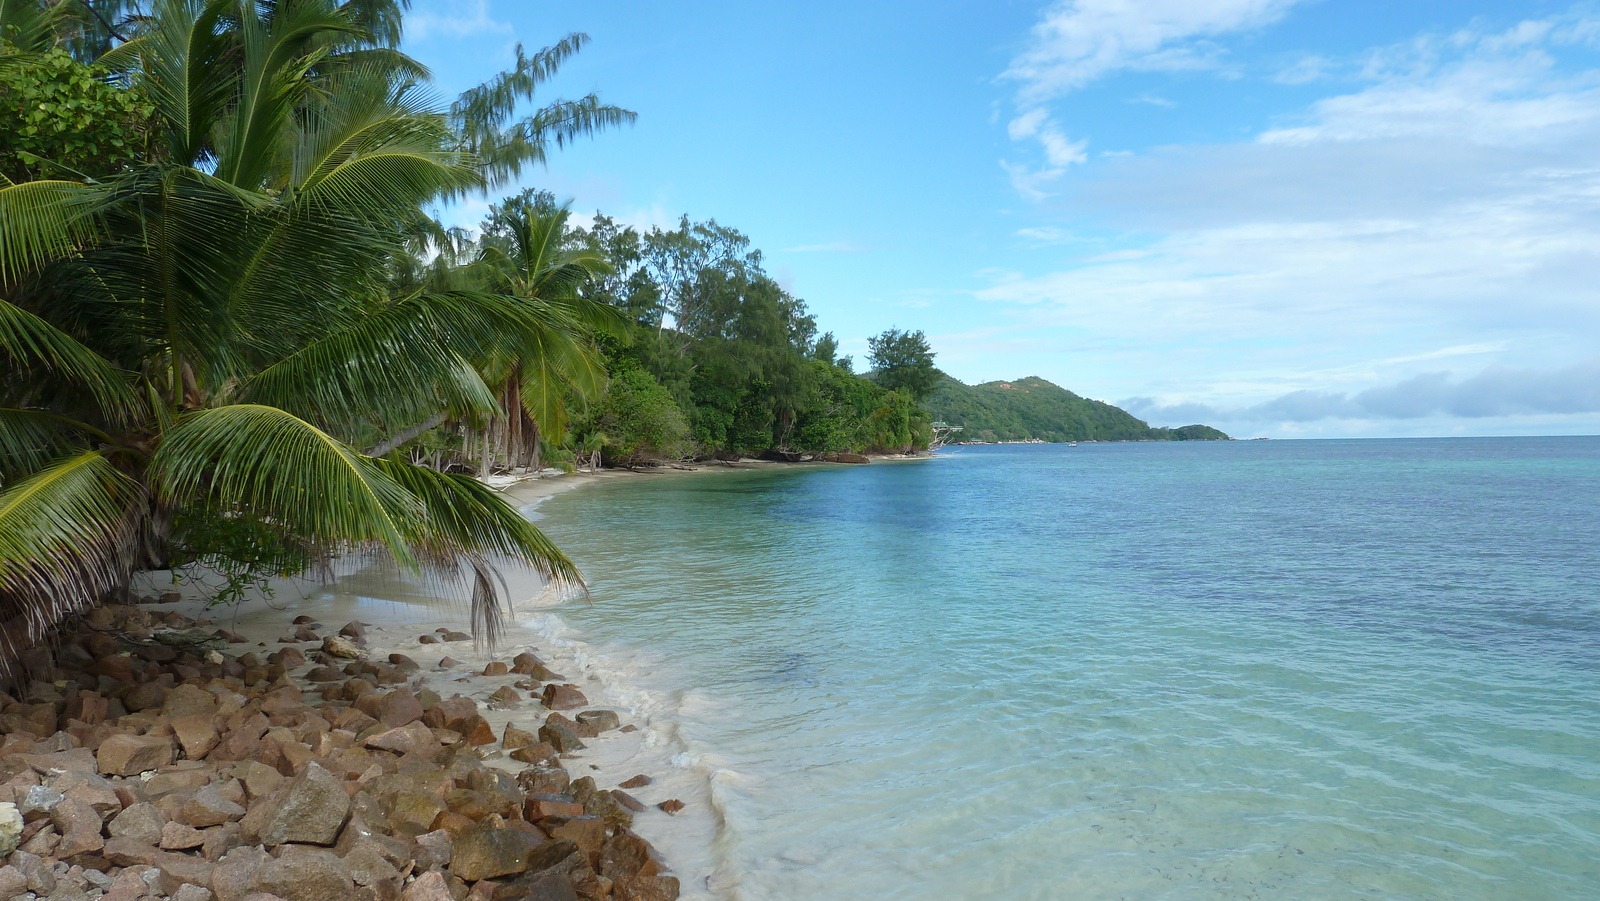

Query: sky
left=402, top=0, right=1600, bottom=439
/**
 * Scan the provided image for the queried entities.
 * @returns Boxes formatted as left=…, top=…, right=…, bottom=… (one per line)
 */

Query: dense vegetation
left=925, top=375, right=1229, bottom=442
left=0, top=0, right=633, bottom=663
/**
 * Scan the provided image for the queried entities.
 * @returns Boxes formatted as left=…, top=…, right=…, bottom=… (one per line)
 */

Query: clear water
left=535, top=439, right=1600, bottom=900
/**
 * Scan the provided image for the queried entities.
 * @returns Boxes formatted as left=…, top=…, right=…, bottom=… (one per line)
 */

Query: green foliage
left=168, top=507, right=308, bottom=610
left=0, top=46, right=150, bottom=181
left=575, top=366, right=692, bottom=466
left=867, top=328, right=938, bottom=400
left=925, top=374, right=1228, bottom=442
left=1157, top=423, right=1231, bottom=441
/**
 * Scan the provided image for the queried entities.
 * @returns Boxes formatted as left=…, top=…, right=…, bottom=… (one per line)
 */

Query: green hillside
left=925, top=374, right=1228, bottom=442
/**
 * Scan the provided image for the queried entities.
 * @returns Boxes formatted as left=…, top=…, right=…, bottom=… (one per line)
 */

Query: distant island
left=925, top=374, right=1229, bottom=443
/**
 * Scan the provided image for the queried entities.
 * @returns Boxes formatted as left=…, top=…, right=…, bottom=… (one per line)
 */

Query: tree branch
left=365, top=411, right=446, bottom=457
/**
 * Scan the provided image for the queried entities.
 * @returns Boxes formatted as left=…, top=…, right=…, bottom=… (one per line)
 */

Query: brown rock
left=154, top=850, right=218, bottom=896
left=545, top=817, right=605, bottom=860
left=609, top=791, right=646, bottom=813
left=0, top=866, right=28, bottom=901
left=123, top=681, right=171, bottom=712
left=164, top=684, right=220, bottom=718
left=598, top=829, right=658, bottom=883
left=459, top=716, right=497, bottom=747
left=656, top=800, right=684, bottom=815
left=617, top=775, right=651, bottom=790
left=539, top=685, right=587, bottom=711
left=182, top=784, right=247, bottom=828
left=98, top=733, right=175, bottom=776
left=523, top=796, right=584, bottom=820
left=482, top=662, right=509, bottom=677
left=235, top=761, right=285, bottom=801
left=399, top=871, right=452, bottom=901
left=383, top=792, right=444, bottom=837
left=110, top=802, right=167, bottom=846
left=363, top=722, right=440, bottom=758
left=377, top=691, right=424, bottom=728
left=172, top=715, right=220, bottom=760
left=160, top=822, right=206, bottom=850
left=256, top=849, right=353, bottom=901
left=501, top=724, right=539, bottom=751
left=574, top=711, right=620, bottom=733
left=437, top=657, right=459, bottom=668
left=581, top=791, right=633, bottom=830
left=418, top=635, right=438, bottom=645
left=508, top=743, right=559, bottom=766
left=490, top=875, right=578, bottom=901
left=209, top=846, right=272, bottom=901
left=322, top=636, right=360, bottom=659
left=450, top=827, right=537, bottom=881
left=294, top=627, right=320, bottom=642
left=441, top=632, right=471, bottom=643
left=537, top=723, right=584, bottom=754
left=515, top=765, right=569, bottom=795
left=51, top=796, right=105, bottom=856
left=257, top=763, right=349, bottom=846
left=487, top=686, right=520, bottom=706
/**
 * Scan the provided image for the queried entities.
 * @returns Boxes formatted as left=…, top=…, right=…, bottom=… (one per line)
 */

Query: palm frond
left=153, top=404, right=419, bottom=564
left=0, top=408, right=101, bottom=483
left=0, top=297, right=142, bottom=427
left=0, top=449, right=146, bottom=678
left=0, top=179, right=107, bottom=282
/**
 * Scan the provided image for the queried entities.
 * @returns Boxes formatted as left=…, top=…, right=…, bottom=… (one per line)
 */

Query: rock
left=437, top=657, right=458, bottom=668
left=153, top=849, right=217, bottom=896
left=501, top=724, right=539, bottom=750
left=523, top=796, right=583, bottom=820
left=362, top=723, right=440, bottom=759
left=546, top=817, right=605, bottom=861
left=11, top=850, right=55, bottom=894
left=441, top=632, right=470, bottom=643
left=598, top=830, right=658, bottom=885
left=235, top=761, right=285, bottom=801
left=482, top=662, right=509, bottom=676
left=383, top=791, right=443, bottom=837
left=418, top=635, right=437, bottom=645
left=539, top=685, right=587, bottom=711
left=0, top=804, right=23, bottom=856
left=574, top=711, right=620, bottom=733
left=338, top=622, right=365, bottom=640
left=656, top=800, right=684, bottom=815
left=487, top=686, right=520, bottom=707
left=172, top=715, right=220, bottom=760
left=181, top=784, right=246, bottom=828
left=160, top=822, right=206, bottom=850
left=98, top=734, right=175, bottom=776
left=537, top=723, right=584, bottom=754
left=209, top=847, right=272, bottom=901
left=491, top=875, right=578, bottom=901
left=173, top=883, right=214, bottom=901
left=256, top=849, right=353, bottom=901
left=457, top=715, right=496, bottom=747
left=399, top=871, right=452, bottom=901
left=609, top=791, right=646, bottom=813
left=321, top=636, right=360, bottom=659
left=294, top=627, right=320, bottom=643
left=163, top=684, right=219, bottom=718
left=387, top=654, right=419, bottom=673
left=272, top=647, right=306, bottom=669
left=338, top=838, right=400, bottom=888
left=449, top=827, right=536, bottom=881
left=124, top=682, right=171, bottom=711
left=0, top=866, right=27, bottom=900
left=305, top=666, right=343, bottom=683
left=20, top=784, right=64, bottom=819
left=411, top=830, right=452, bottom=871
left=620, top=725, right=638, bottom=734
left=256, top=763, right=349, bottom=846
left=581, top=791, right=633, bottom=830
left=515, top=765, right=569, bottom=795
left=376, top=691, right=424, bottom=728
left=617, top=775, right=651, bottom=790
left=109, top=802, right=167, bottom=846
left=50, top=797, right=105, bottom=856
left=508, top=744, right=559, bottom=766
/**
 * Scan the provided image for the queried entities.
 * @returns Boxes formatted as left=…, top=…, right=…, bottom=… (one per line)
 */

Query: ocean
left=532, top=438, right=1600, bottom=900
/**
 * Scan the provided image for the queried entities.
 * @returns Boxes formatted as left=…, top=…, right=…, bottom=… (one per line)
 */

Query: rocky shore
left=0, top=599, right=685, bottom=901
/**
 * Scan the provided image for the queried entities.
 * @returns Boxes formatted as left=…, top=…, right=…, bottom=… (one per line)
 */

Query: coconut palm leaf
left=0, top=408, right=105, bottom=482
left=0, top=298, right=141, bottom=427
left=153, top=404, right=419, bottom=564
left=0, top=179, right=107, bottom=282
left=0, top=449, right=145, bottom=674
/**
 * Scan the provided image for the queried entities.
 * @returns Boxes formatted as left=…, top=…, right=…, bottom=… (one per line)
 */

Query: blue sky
left=403, top=0, right=1600, bottom=438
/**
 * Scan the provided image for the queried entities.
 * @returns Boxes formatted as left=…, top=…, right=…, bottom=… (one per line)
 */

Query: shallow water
left=535, top=439, right=1600, bottom=900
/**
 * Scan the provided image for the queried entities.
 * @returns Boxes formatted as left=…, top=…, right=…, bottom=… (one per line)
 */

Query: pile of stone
left=0, top=603, right=681, bottom=901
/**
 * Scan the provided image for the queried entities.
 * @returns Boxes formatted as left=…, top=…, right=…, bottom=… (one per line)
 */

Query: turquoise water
left=536, top=439, right=1600, bottom=900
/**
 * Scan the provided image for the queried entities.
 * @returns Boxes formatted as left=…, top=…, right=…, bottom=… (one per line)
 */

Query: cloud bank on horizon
left=987, top=0, right=1600, bottom=437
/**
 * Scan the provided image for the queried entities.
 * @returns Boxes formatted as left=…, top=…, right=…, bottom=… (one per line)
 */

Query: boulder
left=482, top=662, right=509, bottom=677
left=109, top=802, right=167, bottom=846
left=449, top=827, right=537, bottom=881
left=609, top=791, right=645, bottom=813
left=160, top=822, right=206, bottom=850
left=617, top=775, right=651, bottom=790
left=321, top=637, right=360, bottom=659
left=99, top=734, right=175, bottom=776
left=50, top=797, right=105, bottom=857
left=574, top=711, right=620, bottom=733
left=377, top=691, right=424, bottom=728
left=540, top=685, right=587, bottom=711
left=399, top=871, right=452, bottom=901
left=501, top=724, right=539, bottom=750
left=515, top=766, right=569, bottom=795
left=441, top=632, right=470, bottom=643
left=0, top=866, right=27, bottom=900
left=256, top=850, right=353, bottom=901
left=256, top=763, right=349, bottom=846
left=163, top=685, right=219, bottom=718
left=181, top=784, right=247, bottom=828
left=411, top=829, right=453, bottom=871
left=656, top=800, right=685, bottom=815
left=362, top=723, right=440, bottom=758
left=172, top=715, right=220, bottom=760
left=509, top=744, right=559, bottom=766
left=537, top=723, right=584, bottom=754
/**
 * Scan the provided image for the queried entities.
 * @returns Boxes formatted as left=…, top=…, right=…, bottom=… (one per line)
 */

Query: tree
left=867, top=328, right=938, bottom=400
left=0, top=0, right=631, bottom=671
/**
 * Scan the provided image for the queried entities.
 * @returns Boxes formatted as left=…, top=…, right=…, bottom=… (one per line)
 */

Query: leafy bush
left=0, top=47, right=150, bottom=181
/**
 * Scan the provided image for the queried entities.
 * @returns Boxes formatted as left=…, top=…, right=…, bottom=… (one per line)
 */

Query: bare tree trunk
left=366, top=412, right=447, bottom=457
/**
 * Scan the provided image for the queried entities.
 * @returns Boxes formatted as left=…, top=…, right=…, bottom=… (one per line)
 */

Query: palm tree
left=0, top=0, right=633, bottom=672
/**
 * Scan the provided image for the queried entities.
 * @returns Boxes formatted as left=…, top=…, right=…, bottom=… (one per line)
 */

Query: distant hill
left=924, top=374, right=1228, bottom=442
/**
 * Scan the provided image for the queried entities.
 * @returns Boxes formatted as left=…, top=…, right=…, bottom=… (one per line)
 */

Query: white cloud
left=1004, top=0, right=1307, bottom=103
left=406, top=0, right=513, bottom=43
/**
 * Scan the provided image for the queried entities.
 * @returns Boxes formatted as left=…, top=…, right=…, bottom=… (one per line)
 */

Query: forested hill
left=925, top=375, right=1229, bottom=442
